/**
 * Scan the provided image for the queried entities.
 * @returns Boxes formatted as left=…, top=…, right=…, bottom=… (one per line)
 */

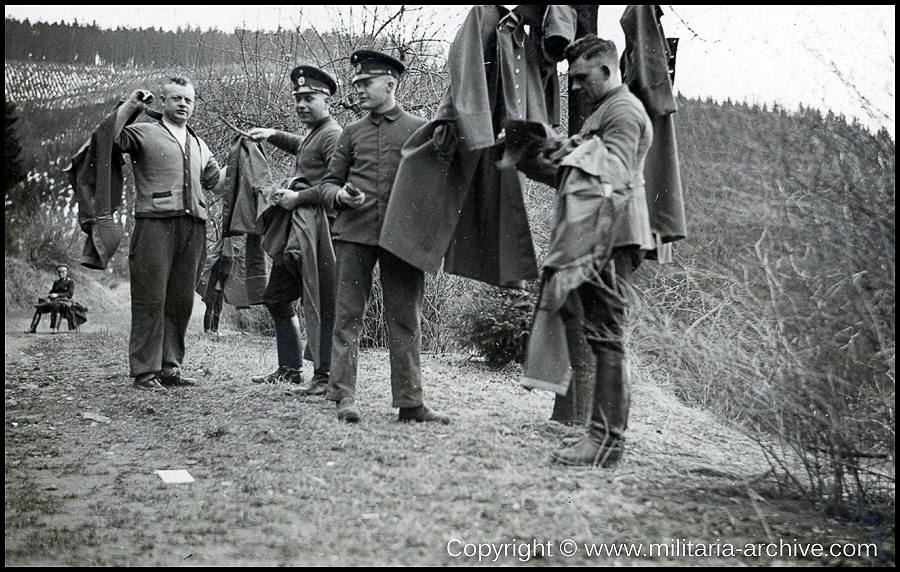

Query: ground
left=4, top=285, right=893, bottom=566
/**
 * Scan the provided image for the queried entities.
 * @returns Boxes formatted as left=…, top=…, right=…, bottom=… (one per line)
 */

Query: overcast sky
left=5, top=4, right=895, bottom=136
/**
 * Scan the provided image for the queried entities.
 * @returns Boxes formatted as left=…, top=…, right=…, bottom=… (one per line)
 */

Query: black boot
left=550, top=347, right=629, bottom=467
left=252, top=316, right=304, bottom=384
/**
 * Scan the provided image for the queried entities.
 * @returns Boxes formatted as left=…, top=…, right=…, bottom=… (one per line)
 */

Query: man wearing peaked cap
left=291, top=65, right=339, bottom=96
left=246, top=64, right=343, bottom=396
left=318, top=48, right=451, bottom=425
left=349, top=49, right=406, bottom=83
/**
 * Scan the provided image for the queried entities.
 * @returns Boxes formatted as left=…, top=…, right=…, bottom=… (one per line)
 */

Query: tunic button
left=517, top=55, right=521, bottom=61
left=186, top=209, right=191, bottom=214
left=515, top=68, right=520, bottom=74
left=515, top=84, right=520, bottom=89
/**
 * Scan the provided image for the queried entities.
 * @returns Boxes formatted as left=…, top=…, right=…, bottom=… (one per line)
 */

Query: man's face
left=353, top=76, right=393, bottom=111
left=569, top=56, right=612, bottom=105
left=293, top=91, right=330, bottom=125
left=161, top=82, right=195, bottom=126
left=58, top=267, right=68, bottom=279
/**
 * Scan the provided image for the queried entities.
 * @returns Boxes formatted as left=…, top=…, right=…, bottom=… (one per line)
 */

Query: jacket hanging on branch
left=620, top=4, right=687, bottom=261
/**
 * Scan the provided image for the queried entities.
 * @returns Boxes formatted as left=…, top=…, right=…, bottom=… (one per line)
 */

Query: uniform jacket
left=66, top=102, right=142, bottom=270
left=49, top=277, right=75, bottom=300
left=380, top=5, right=576, bottom=287
left=621, top=4, right=687, bottom=257
left=320, top=105, right=426, bottom=246
left=219, top=136, right=278, bottom=305
left=523, top=85, right=653, bottom=394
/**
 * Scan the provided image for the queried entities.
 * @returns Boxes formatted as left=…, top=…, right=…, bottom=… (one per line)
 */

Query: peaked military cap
left=56, top=263, right=69, bottom=270
left=290, top=65, right=338, bottom=96
left=350, top=50, right=405, bottom=83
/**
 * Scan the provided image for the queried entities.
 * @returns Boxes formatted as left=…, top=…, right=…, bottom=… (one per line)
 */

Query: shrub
left=457, top=284, right=534, bottom=367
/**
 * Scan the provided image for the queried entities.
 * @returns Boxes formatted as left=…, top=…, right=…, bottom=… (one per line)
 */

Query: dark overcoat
left=380, top=5, right=577, bottom=288
left=620, top=4, right=687, bottom=252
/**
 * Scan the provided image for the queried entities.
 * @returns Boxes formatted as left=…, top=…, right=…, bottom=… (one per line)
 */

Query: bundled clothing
left=381, top=5, right=577, bottom=288
left=620, top=4, right=687, bottom=261
left=523, top=84, right=653, bottom=394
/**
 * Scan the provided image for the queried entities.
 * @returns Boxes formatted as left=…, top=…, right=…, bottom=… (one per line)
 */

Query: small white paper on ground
left=154, top=470, right=195, bottom=484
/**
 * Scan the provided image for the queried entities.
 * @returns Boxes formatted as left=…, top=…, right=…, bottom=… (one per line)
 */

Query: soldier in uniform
left=246, top=65, right=343, bottom=396
left=320, top=50, right=450, bottom=424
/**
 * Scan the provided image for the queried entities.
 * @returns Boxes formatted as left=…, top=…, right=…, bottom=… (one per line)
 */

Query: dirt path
left=4, top=302, right=891, bottom=566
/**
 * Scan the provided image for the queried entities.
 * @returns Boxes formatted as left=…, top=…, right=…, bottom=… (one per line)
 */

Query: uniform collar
left=306, top=115, right=337, bottom=132
left=367, top=105, right=403, bottom=124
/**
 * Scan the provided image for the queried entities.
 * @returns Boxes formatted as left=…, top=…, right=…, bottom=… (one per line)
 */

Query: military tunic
left=319, top=105, right=429, bottom=407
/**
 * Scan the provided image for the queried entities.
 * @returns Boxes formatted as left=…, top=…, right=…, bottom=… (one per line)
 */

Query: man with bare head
left=109, top=76, right=224, bottom=391
left=526, top=35, right=655, bottom=467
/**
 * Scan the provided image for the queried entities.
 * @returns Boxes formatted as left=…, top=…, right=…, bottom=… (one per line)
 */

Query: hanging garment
left=620, top=4, right=687, bottom=260
left=65, top=101, right=142, bottom=270
left=380, top=5, right=577, bottom=288
left=219, top=135, right=279, bottom=305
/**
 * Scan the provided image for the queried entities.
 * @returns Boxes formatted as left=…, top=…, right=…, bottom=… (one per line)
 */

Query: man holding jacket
left=111, top=77, right=224, bottom=391
left=524, top=36, right=655, bottom=467
left=245, top=65, right=343, bottom=396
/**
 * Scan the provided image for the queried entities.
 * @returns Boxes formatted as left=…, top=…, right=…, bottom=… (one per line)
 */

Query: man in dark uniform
left=320, top=50, right=450, bottom=424
left=27, top=264, right=77, bottom=333
left=525, top=36, right=655, bottom=467
left=246, top=65, right=343, bottom=396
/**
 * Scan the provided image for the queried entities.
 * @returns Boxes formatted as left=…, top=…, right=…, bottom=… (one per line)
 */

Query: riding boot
left=274, top=315, right=304, bottom=371
left=550, top=346, right=630, bottom=467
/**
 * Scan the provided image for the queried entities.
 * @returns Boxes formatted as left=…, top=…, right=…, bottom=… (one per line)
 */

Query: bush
left=457, top=284, right=534, bottom=367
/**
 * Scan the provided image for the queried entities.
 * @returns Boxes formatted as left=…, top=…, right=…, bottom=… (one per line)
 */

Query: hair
left=161, top=76, right=194, bottom=95
left=565, top=35, right=618, bottom=68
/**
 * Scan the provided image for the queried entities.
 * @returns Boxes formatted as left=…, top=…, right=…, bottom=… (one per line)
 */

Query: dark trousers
left=263, top=262, right=332, bottom=375
left=561, top=248, right=644, bottom=439
left=128, top=216, right=206, bottom=379
left=203, top=288, right=224, bottom=332
left=329, top=241, right=424, bottom=408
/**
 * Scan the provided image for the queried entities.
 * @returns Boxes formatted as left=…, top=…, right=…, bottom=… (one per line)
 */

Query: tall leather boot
left=27, top=312, right=41, bottom=333
left=252, top=316, right=304, bottom=384
left=550, top=346, right=630, bottom=467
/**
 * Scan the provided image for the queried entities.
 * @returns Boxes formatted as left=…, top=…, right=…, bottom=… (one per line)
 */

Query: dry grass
left=5, top=290, right=894, bottom=566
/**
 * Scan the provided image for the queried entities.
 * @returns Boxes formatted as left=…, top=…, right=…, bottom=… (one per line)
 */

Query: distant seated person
left=27, top=264, right=88, bottom=334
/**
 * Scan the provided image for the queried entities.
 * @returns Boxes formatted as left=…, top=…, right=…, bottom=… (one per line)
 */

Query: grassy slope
left=5, top=286, right=891, bottom=566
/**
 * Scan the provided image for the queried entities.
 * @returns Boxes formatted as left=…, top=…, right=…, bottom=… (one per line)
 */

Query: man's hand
left=49, top=293, right=58, bottom=300
left=272, top=189, right=302, bottom=210
left=432, top=121, right=458, bottom=160
left=125, top=89, right=153, bottom=111
left=336, top=184, right=365, bottom=209
left=246, top=128, right=276, bottom=142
